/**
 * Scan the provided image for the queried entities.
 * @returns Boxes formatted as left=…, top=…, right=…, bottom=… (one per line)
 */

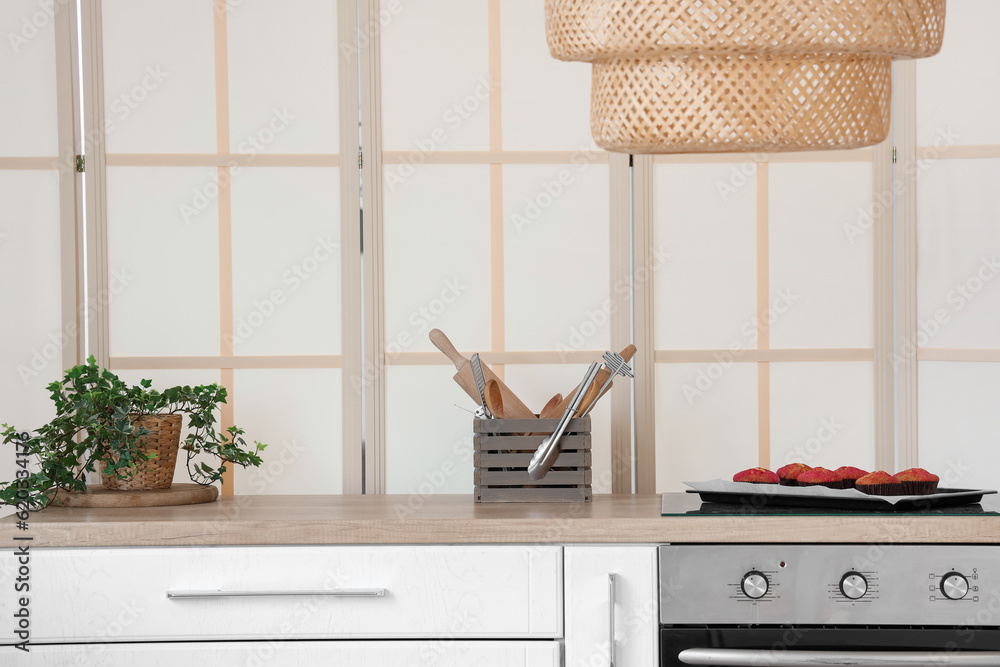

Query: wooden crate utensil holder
left=474, top=416, right=591, bottom=503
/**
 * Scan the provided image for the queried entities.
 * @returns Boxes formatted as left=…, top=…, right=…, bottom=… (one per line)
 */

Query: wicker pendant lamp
left=545, top=0, right=947, bottom=153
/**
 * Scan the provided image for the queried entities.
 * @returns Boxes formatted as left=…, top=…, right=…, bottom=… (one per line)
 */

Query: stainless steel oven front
left=660, top=545, right=1000, bottom=667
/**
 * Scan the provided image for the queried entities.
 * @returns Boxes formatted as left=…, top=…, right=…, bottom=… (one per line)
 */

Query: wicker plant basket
left=544, top=0, right=946, bottom=153
left=100, top=414, right=182, bottom=491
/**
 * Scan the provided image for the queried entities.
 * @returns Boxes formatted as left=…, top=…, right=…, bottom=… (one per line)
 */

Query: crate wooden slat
left=474, top=451, right=591, bottom=467
left=473, top=416, right=591, bottom=503
left=475, top=486, right=593, bottom=503
left=474, top=418, right=589, bottom=434
left=475, top=469, right=592, bottom=486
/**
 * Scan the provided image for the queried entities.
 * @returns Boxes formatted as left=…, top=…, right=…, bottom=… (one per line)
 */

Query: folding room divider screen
left=636, top=148, right=887, bottom=492
left=371, top=0, right=631, bottom=494
left=912, top=0, right=1000, bottom=492
left=86, top=0, right=358, bottom=494
left=0, top=0, right=78, bottom=490
left=4, top=0, right=997, bottom=497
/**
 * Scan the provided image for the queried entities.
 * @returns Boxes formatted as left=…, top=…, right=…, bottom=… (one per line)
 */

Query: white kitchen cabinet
left=12, top=640, right=561, bottom=666
left=2, top=545, right=562, bottom=643
left=564, top=545, right=660, bottom=667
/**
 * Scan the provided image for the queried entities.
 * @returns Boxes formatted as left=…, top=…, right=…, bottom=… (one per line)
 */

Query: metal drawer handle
left=608, top=573, right=617, bottom=667
left=166, top=588, right=386, bottom=599
left=679, top=649, right=1000, bottom=667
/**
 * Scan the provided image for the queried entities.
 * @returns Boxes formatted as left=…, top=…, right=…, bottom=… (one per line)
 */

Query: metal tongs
left=527, top=362, right=601, bottom=481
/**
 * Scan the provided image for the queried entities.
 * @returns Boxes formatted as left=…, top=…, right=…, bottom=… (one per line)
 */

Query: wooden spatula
left=429, top=329, right=536, bottom=420
left=485, top=380, right=504, bottom=419
left=549, top=344, right=637, bottom=418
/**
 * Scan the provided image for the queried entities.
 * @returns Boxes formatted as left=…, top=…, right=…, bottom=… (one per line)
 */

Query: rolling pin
left=429, top=329, right=537, bottom=420
left=551, top=344, right=637, bottom=418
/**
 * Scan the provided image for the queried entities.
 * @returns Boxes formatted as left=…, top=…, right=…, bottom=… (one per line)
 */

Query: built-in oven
left=660, top=545, right=1000, bottom=667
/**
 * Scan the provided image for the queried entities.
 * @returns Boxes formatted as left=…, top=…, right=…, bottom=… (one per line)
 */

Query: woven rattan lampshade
left=545, top=0, right=946, bottom=153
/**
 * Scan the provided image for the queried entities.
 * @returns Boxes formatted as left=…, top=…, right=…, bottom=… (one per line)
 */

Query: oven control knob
left=941, top=572, right=969, bottom=600
left=839, top=572, right=868, bottom=600
left=741, top=571, right=769, bottom=599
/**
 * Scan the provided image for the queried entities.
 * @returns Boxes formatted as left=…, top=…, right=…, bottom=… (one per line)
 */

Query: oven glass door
left=663, top=627, right=1000, bottom=667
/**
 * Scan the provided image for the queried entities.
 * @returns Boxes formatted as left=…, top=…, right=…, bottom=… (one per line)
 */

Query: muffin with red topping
left=796, top=467, right=845, bottom=490
left=733, top=467, right=780, bottom=484
left=776, top=463, right=812, bottom=486
left=893, top=468, right=940, bottom=495
left=834, top=466, right=869, bottom=490
left=855, top=471, right=902, bottom=496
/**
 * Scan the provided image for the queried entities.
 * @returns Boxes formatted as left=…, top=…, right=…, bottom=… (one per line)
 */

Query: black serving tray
left=685, top=487, right=998, bottom=512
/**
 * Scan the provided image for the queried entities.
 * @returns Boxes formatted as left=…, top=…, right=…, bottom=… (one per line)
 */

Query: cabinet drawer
left=13, top=640, right=561, bottom=666
left=3, top=545, right=562, bottom=642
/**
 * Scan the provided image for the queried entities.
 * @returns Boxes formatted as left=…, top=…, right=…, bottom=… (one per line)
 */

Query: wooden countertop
left=3, top=494, right=1000, bottom=547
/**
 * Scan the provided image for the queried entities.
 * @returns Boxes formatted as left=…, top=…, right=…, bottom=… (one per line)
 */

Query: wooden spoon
left=539, top=394, right=562, bottom=419
left=527, top=393, right=565, bottom=436
left=485, top=379, right=504, bottom=419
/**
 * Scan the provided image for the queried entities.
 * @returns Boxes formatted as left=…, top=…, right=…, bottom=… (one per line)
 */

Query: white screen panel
left=380, top=0, right=489, bottom=151
left=231, top=167, right=341, bottom=356
left=234, top=369, right=343, bottom=494
left=916, top=0, right=1000, bottom=147
left=0, top=0, right=58, bottom=157
left=504, top=363, right=613, bottom=494
left=769, top=362, right=875, bottom=472
left=768, top=162, right=873, bottom=349
left=504, top=164, right=610, bottom=351
left=227, top=0, right=339, bottom=154
left=114, top=368, right=222, bottom=486
left=919, top=361, right=1000, bottom=491
left=655, top=363, right=758, bottom=492
left=0, top=171, right=63, bottom=431
left=916, top=159, right=1000, bottom=349
left=383, top=164, right=491, bottom=354
left=107, top=167, right=220, bottom=356
left=499, top=0, right=594, bottom=151
left=385, top=366, right=475, bottom=495
left=653, top=163, right=757, bottom=350
left=101, top=0, right=216, bottom=153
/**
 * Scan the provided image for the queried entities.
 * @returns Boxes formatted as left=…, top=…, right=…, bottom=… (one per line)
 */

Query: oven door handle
left=679, top=649, right=1000, bottom=667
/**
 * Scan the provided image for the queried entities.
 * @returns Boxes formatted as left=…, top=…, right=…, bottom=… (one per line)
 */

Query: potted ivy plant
left=0, top=356, right=267, bottom=509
